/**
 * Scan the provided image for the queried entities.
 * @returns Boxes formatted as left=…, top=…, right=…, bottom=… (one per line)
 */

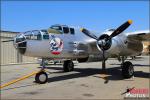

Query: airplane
left=2, top=20, right=150, bottom=84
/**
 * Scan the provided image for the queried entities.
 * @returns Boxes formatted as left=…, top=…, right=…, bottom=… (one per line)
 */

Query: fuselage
left=14, top=25, right=143, bottom=61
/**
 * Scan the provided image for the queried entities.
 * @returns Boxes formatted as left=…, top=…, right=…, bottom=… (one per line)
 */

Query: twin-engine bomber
left=3, top=20, right=150, bottom=84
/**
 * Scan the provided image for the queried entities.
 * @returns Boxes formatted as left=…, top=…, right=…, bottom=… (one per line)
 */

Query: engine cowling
left=96, top=33, right=120, bottom=56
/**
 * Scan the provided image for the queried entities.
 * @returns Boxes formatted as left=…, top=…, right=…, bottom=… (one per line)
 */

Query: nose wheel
left=35, top=59, right=48, bottom=84
left=35, top=71, right=48, bottom=84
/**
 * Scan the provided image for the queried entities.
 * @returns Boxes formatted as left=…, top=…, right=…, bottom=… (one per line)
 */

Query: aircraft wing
left=126, top=30, right=150, bottom=41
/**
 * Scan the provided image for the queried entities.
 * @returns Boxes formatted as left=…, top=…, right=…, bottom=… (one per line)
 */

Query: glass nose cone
left=14, top=33, right=27, bottom=54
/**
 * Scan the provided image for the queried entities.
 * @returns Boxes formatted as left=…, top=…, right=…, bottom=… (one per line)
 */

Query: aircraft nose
left=14, top=33, right=27, bottom=54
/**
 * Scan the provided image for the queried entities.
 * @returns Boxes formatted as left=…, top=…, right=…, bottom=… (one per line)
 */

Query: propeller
left=80, top=28, right=98, bottom=40
left=80, top=20, right=133, bottom=72
left=108, top=20, right=132, bottom=39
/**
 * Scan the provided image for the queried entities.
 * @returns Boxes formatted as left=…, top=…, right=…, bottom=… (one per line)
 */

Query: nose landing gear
left=35, top=71, right=48, bottom=84
left=35, top=59, right=48, bottom=84
left=35, top=59, right=74, bottom=84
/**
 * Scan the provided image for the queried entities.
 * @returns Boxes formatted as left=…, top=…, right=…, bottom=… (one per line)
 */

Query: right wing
left=126, top=30, right=150, bottom=41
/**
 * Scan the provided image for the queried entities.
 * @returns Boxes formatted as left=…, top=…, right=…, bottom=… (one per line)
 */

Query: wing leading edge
left=126, top=30, right=150, bottom=41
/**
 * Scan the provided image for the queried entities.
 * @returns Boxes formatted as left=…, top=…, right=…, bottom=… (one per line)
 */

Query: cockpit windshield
left=49, top=24, right=75, bottom=35
left=48, top=25, right=63, bottom=34
left=50, top=25, right=62, bottom=31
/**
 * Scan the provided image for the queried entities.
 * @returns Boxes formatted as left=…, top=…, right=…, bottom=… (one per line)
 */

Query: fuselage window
left=32, top=30, right=42, bottom=40
left=43, top=35, right=49, bottom=39
left=70, top=28, right=75, bottom=34
left=63, top=27, right=69, bottom=34
left=24, top=31, right=33, bottom=40
left=41, top=30, right=49, bottom=40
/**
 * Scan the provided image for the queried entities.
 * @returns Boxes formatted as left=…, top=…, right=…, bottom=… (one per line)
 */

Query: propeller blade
left=2, top=39, right=14, bottom=42
left=80, top=28, right=98, bottom=40
left=109, top=20, right=133, bottom=38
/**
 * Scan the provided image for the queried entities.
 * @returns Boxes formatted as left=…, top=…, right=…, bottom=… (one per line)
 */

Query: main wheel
left=63, top=60, right=74, bottom=72
left=35, top=71, right=48, bottom=84
left=122, top=61, right=134, bottom=78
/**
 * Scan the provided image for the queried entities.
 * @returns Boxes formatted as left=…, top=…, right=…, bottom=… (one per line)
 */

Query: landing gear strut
left=63, top=60, right=74, bottom=72
left=101, top=50, right=107, bottom=73
left=35, top=59, right=48, bottom=84
left=121, top=57, right=134, bottom=78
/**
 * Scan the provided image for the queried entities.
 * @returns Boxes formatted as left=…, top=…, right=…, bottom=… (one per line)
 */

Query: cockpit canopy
left=18, top=25, right=75, bottom=41
left=48, top=24, right=75, bottom=34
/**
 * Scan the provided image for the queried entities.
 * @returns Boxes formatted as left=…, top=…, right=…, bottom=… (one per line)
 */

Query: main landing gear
left=101, top=56, right=134, bottom=79
left=35, top=59, right=74, bottom=84
left=121, top=57, right=134, bottom=78
left=63, top=60, right=74, bottom=72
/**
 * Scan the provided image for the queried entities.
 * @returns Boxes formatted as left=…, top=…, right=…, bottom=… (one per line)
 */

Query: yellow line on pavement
left=0, top=70, right=42, bottom=89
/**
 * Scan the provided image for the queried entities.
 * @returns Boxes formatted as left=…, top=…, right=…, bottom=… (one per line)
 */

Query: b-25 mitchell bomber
left=3, top=20, right=150, bottom=84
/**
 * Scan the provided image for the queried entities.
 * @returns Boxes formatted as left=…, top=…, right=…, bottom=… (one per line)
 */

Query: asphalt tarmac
left=1, top=56, right=149, bottom=99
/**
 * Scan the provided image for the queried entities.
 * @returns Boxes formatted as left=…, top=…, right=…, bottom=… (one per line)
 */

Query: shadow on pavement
left=3, top=64, right=149, bottom=90
left=44, top=66, right=149, bottom=84
left=110, top=63, right=150, bottom=67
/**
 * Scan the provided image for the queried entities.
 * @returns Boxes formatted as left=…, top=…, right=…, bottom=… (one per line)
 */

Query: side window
left=63, top=27, right=69, bottom=34
left=43, top=35, right=49, bottom=39
left=24, top=31, right=33, bottom=40
left=70, top=28, right=75, bottom=34
left=32, top=30, right=42, bottom=40
left=41, top=30, right=49, bottom=40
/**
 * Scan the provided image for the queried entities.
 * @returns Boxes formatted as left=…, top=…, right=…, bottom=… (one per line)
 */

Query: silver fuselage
left=19, top=29, right=143, bottom=61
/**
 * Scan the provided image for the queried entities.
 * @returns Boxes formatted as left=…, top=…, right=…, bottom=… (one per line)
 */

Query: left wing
left=126, top=30, right=150, bottom=41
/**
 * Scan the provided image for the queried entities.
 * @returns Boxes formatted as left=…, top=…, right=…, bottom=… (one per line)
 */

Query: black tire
left=63, top=60, right=74, bottom=72
left=35, top=71, right=48, bottom=84
left=122, top=61, right=134, bottom=78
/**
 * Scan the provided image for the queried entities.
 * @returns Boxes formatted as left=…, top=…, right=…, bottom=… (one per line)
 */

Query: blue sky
left=1, top=1, right=149, bottom=33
